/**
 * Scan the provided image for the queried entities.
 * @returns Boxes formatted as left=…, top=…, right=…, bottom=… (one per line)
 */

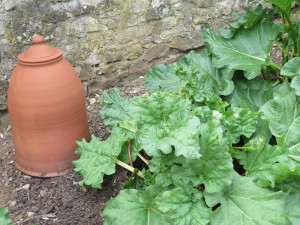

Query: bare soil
left=0, top=79, right=147, bottom=225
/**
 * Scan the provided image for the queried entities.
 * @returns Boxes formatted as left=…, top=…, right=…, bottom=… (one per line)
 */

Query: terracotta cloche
left=8, top=35, right=90, bottom=177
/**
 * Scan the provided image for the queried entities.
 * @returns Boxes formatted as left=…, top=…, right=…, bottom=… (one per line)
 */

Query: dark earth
left=0, top=79, right=147, bottom=225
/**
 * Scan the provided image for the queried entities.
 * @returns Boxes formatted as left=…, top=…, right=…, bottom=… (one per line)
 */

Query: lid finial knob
left=32, top=35, right=45, bottom=44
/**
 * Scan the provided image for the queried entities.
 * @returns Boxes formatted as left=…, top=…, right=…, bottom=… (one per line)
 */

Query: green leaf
left=235, top=143, right=293, bottom=187
left=280, top=57, right=300, bottom=77
left=155, top=187, right=211, bottom=225
left=204, top=19, right=281, bottom=79
left=100, top=88, right=131, bottom=128
left=260, top=84, right=300, bottom=167
left=223, top=107, right=258, bottom=143
left=284, top=192, right=300, bottom=224
left=148, top=152, right=185, bottom=187
left=144, top=49, right=234, bottom=98
left=130, top=92, right=201, bottom=159
left=227, top=78, right=274, bottom=142
left=291, top=75, right=300, bottom=96
left=205, top=173, right=291, bottom=225
left=74, top=128, right=131, bottom=188
left=277, top=176, right=300, bottom=193
left=266, top=0, right=292, bottom=15
left=178, top=49, right=234, bottom=96
left=198, top=121, right=234, bottom=192
left=102, top=186, right=170, bottom=225
left=220, top=5, right=267, bottom=38
left=144, top=64, right=182, bottom=93
left=0, top=207, right=12, bottom=225
left=281, top=57, right=300, bottom=95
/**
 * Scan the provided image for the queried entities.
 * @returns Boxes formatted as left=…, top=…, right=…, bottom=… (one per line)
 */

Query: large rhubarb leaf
left=102, top=186, right=170, bottom=225
left=155, top=187, right=210, bottom=225
left=100, top=88, right=131, bottom=128
left=130, top=92, right=201, bottom=159
left=0, top=207, right=12, bottom=225
left=222, top=107, right=258, bottom=143
left=205, top=173, right=291, bottom=225
left=144, top=64, right=181, bottom=93
left=144, top=49, right=234, bottom=98
left=204, top=19, right=281, bottom=79
left=74, top=128, right=132, bottom=188
left=198, top=121, right=234, bottom=192
left=178, top=49, right=234, bottom=96
left=235, top=142, right=293, bottom=187
left=260, top=84, right=300, bottom=167
left=227, top=78, right=274, bottom=142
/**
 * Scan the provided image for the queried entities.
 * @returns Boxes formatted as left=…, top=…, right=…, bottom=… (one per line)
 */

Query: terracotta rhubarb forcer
left=8, top=35, right=90, bottom=177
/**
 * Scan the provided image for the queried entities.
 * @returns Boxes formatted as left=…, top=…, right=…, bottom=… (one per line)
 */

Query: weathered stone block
left=144, top=44, right=170, bottom=61
left=3, top=0, right=17, bottom=11
left=117, top=24, right=153, bottom=43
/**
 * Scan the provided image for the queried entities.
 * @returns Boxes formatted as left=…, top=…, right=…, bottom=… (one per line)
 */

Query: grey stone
left=191, top=0, right=217, bottom=8
left=3, top=0, right=17, bottom=11
left=78, top=0, right=102, bottom=7
left=0, top=112, right=10, bottom=130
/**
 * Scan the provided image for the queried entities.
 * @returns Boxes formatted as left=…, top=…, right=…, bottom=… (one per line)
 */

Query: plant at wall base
left=74, top=1, right=300, bottom=224
left=0, top=207, right=13, bottom=225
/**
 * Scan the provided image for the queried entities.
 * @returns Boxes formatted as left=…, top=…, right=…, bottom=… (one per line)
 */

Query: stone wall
left=0, top=0, right=245, bottom=129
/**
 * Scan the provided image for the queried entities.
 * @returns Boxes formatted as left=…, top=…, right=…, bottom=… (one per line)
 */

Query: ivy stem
left=128, top=139, right=133, bottom=167
left=137, top=153, right=149, bottom=165
left=115, top=159, right=144, bottom=179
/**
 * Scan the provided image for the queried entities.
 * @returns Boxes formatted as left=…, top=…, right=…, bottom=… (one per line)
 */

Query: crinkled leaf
left=155, top=187, right=210, bottom=225
left=205, top=173, right=291, bottom=225
left=74, top=128, right=131, bottom=188
left=102, top=186, right=170, bottom=225
left=178, top=49, right=234, bottom=96
left=139, top=116, right=201, bottom=159
left=148, top=152, right=186, bottom=187
left=260, top=84, right=300, bottom=167
left=144, top=49, right=234, bottom=98
left=0, top=207, right=12, bottom=225
left=227, top=78, right=274, bottom=142
left=198, top=121, right=234, bottom=193
left=144, top=64, right=181, bottom=93
left=223, top=107, right=258, bottom=143
left=100, top=88, right=131, bottom=128
left=130, top=92, right=201, bottom=159
left=204, top=20, right=281, bottom=79
left=235, top=142, right=293, bottom=187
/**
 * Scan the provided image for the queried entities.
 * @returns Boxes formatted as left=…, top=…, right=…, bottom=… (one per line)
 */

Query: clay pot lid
left=18, top=35, right=63, bottom=64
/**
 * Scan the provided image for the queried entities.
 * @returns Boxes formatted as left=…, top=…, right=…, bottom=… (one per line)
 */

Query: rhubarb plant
left=74, top=1, right=300, bottom=224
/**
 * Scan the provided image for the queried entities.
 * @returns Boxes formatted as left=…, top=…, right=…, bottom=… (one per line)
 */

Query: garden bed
left=0, top=79, right=147, bottom=225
